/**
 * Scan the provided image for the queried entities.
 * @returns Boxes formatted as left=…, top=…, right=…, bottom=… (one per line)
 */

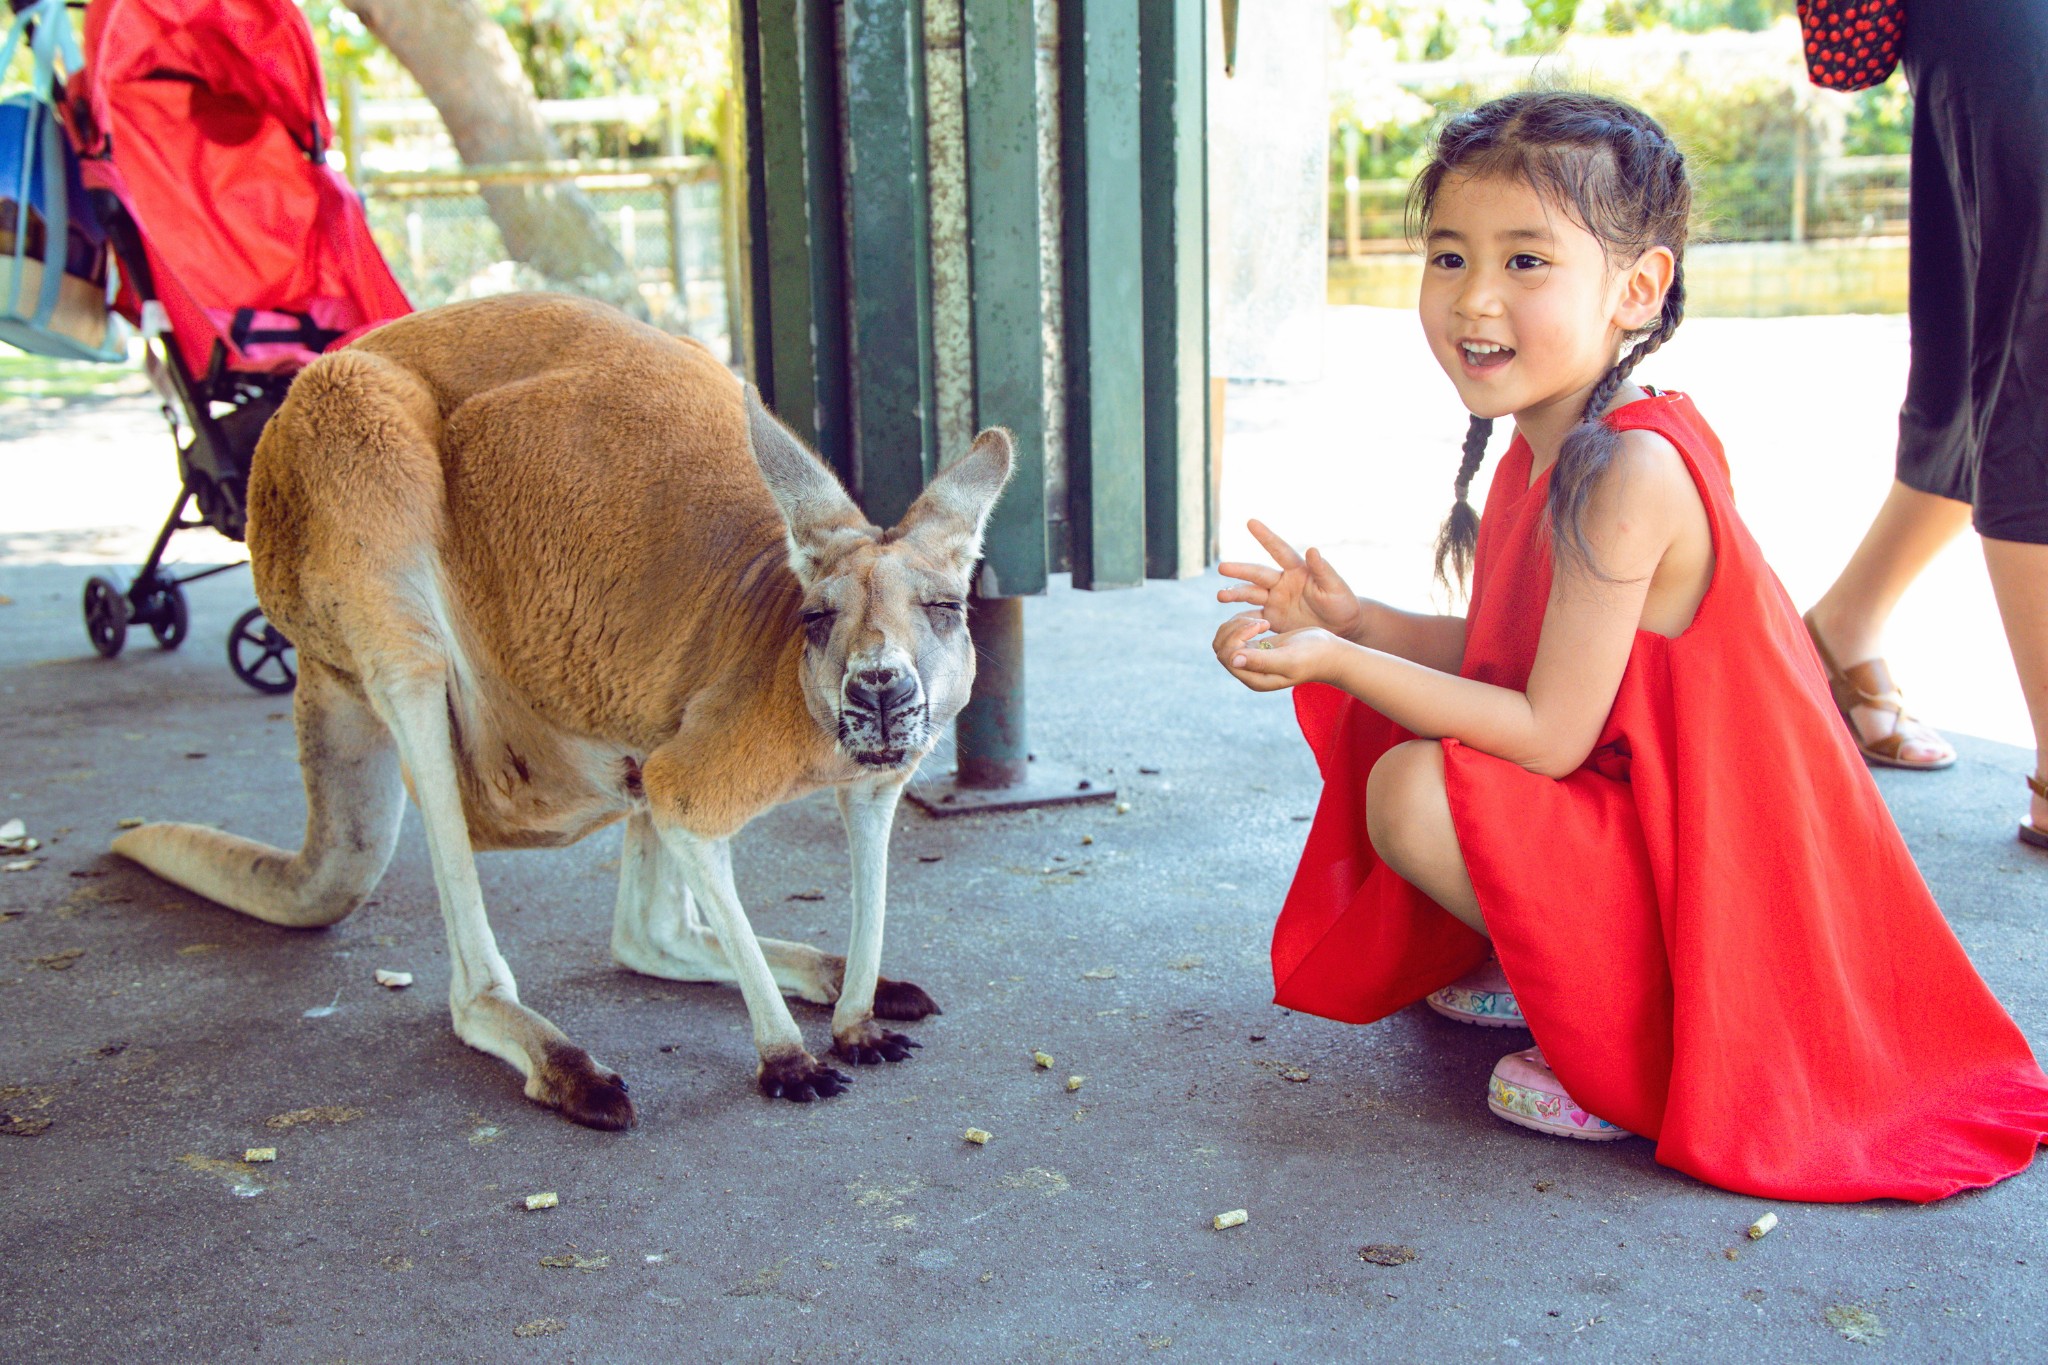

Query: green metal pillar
left=1140, top=0, right=1213, bottom=576
left=842, top=0, right=938, bottom=523
left=738, top=0, right=850, bottom=467
left=959, top=0, right=1048, bottom=598
left=1062, top=0, right=1147, bottom=591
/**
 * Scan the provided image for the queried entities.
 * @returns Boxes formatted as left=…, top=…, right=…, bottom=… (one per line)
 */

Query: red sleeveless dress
left=1274, top=392, right=2048, bottom=1203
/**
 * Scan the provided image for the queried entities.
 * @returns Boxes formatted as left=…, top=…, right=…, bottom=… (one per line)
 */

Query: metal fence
left=358, top=162, right=733, bottom=353
left=1331, top=153, right=1911, bottom=255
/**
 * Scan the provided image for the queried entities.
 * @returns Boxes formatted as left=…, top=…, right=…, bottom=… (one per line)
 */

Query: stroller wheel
left=84, top=576, right=130, bottom=659
left=145, top=580, right=190, bottom=651
left=228, top=606, right=296, bottom=695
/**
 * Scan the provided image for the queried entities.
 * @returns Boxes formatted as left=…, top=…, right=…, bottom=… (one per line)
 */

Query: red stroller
left=45, top=0, right=410, bottom=690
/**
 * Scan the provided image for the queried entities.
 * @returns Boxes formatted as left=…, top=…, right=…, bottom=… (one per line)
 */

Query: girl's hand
left=1212, top=614, right=1345, bottom=693
left=1217, top=520, right=1367, bottom=643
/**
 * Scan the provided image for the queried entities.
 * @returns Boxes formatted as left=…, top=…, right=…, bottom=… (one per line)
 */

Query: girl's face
left=1418, top=172, right=1665, bottom=435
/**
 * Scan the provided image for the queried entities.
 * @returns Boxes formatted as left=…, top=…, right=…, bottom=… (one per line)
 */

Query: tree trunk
left=341, top=0, right=648, bottom=318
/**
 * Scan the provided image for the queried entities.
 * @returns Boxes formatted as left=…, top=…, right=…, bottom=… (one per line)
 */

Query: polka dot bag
left=1798, top=0, right=1905, bottom=91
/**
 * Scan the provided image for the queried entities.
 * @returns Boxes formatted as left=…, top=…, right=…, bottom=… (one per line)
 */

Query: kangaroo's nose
left=848, top=668, right=918, bottom=714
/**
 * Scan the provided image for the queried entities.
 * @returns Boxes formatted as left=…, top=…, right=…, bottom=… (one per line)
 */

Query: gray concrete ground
left=3, top=312, right=2046, bottom=1362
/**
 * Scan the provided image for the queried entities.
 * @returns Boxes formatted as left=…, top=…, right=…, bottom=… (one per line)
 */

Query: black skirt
left=1896, top=0, right=2048, bottom=543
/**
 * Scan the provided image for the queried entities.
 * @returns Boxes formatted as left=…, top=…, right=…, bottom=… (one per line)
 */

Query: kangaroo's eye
left=802, top=609, right=837, bottom=648
left=923, top=601, right=964, bottom=634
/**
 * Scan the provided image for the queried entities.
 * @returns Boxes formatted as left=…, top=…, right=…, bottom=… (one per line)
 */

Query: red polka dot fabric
left=1798, top=0, right=1906, bottom=91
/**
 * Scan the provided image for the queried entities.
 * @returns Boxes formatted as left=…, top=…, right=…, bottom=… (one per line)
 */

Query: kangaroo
left=112, top=293, right=1013, bottom=1130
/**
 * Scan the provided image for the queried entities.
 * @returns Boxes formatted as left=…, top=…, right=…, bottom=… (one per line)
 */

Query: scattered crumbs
left=1533, top=1179, right=1555, bottom=1193
left=512, top=1318, right=566, bottom=1339
left=264, top=1105, right=363, bottom=1130
left=962, top=1128, right=991, bottom=1146
left=1115, top=802, right=1131, bottom=815
left=243, top=1147, right=277, bottom=1163
left=373, top=969, right=413, bottom=989
left=1212, top=1209, right=1248, bottom=1230
left=1166, top=955, right=1203, bottom=971
left=1360, top=1244, right=1420, bottom=1266
left=1066, top=1076, right=1085, bottom=1092
left=1032, top=1051, right=1054, bottom=1069
left=1825, top=1304, right=1885, bottom=1344
left=538, top=1252, right=609, bottom=1272
left=1080, top=834, right=1094, bottom=845
left=786, top=889, right=825, bottom=902
left=524, top=1191, right=559, bottom=1211
left=1081, top=968, right=1117, bottom=981
left=32, top=948, right=85, bottom=971
left=177, top=943, right=221, bottom=957
left=1746, top=1211, right=1779, bottom=1240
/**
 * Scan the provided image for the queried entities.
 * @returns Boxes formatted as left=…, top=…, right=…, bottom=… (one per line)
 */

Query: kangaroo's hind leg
left=611, top=811, right=846, bottom=1003
left=112, top=656, right=405, bottom=928
left=368, top=672, right=636, bottom=1131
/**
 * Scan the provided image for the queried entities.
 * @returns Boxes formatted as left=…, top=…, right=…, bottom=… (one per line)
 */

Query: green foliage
left=1842, top=79, right=1912, bottom=156
left=297, top=1, right=732, bottom=151
left=489, top=1, right=729, bottom=146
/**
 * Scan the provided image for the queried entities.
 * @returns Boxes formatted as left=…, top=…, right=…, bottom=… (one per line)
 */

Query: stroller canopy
left=71, top=0, right=407, bottom=375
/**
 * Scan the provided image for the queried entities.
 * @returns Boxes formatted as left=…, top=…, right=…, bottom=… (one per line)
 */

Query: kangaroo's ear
left=892, top=427, right=1015, bottom=571
left=743, top=383, right=871, bottom=583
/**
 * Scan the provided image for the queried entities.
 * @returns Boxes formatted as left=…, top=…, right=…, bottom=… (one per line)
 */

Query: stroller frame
left=78, top=189, right=298, bottom=692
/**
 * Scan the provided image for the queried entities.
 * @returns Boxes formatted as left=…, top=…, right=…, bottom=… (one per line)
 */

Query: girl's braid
left=1433, top=414, right=1494, bottom=591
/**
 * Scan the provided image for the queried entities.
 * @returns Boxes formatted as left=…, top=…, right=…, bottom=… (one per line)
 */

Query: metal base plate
left=905, top=763, right=1116, bottom=818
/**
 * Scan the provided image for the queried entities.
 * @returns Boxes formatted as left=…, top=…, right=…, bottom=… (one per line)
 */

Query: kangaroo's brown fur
left=112, top=293, right=1013, bottom=1127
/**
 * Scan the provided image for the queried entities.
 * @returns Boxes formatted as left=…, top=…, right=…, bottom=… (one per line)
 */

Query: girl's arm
left=1353, top=600, right=1469, bottom=675
left=1220, top=431, right=1711, bottom=779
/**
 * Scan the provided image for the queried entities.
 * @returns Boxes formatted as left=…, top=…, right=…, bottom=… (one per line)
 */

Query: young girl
left=1213, top=90, right=2048, bottom=1202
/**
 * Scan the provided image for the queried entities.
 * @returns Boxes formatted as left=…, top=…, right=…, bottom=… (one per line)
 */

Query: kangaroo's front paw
left=757, top=1049, right=853, bottom=1102
left=831, top=1018, right=923, bottom=1065
left=873, top=977, right=942, bottom=1020
left=532, top=1041, right=637, bottom=1131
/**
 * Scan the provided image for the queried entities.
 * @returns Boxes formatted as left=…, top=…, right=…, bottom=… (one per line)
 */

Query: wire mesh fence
left=1331, top=153, right=1911, bottom=255
left=361, top=176, right=732, bottom=351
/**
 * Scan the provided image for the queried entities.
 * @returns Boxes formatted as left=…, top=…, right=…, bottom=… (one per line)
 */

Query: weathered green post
left=733, top=0, right=1212, bottom=816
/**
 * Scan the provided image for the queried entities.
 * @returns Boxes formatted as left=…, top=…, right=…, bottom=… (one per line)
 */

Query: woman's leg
left=1805, top=481, right=1971, bottom=765
left=1365, top=740, right=1486, bottom=935
left=1982, top=537, right=2048, bottom=836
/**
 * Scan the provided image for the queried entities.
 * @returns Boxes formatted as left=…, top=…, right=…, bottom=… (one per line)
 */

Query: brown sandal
left=1802, top=613, right=1957, bottom=771
left=2023, top=774, right=2048, bottom=850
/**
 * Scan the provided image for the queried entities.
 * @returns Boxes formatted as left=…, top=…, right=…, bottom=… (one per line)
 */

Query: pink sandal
left=1427, top=957, right=1526, bottom=1028
left=1487, top=1046, right=1633, bottom=1141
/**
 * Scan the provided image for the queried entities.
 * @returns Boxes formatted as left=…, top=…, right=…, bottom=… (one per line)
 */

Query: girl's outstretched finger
left=1247, top=519, right=1305, bottom=569
left=1216, top=584, right=1269, bottom=606
left=1217, top=560, right=1281, bottom=589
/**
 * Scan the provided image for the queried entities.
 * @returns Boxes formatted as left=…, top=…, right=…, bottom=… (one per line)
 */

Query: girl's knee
left=1366, top=740, right=1448, bottom=867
